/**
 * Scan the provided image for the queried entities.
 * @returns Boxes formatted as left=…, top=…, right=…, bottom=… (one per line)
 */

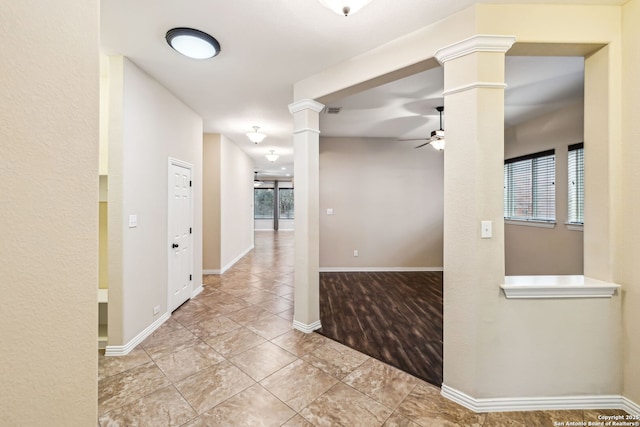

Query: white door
left=169, top=161, right=192, bottom=312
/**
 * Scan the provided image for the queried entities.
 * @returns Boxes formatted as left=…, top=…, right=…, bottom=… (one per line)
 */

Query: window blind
left=568, top=143, right=584, bottom=224
left=504, top=150, right=556, bottom=221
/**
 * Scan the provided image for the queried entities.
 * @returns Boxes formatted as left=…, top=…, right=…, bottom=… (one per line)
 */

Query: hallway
left=97, top=231, right=625, bottom=426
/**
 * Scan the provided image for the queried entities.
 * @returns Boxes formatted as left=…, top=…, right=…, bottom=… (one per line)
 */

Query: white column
left=434, top=35, right=515, bottom=394
left=288, top=99, right=325, bottom=333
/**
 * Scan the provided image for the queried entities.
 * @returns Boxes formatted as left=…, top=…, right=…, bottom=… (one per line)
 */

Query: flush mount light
left=247, top=126, right=266, bottom=144
left=265, top=150, right=279, bottom=162
left=166, top=28, right=221, bottom=59
left=318, top=0, right=374, bottom=16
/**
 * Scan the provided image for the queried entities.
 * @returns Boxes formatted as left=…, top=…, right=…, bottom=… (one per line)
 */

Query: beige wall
left=504, top=103, right=584, bottom=275
left=319, top=137, right=443, bottom=269
left=203, top=134, right=222, bottom=271
left=294, top=3, right=629, bottom=403
left=220, top=135, right=255, bottom=271
left=108, top=57, right=203, bottom=345
left=619, top=0, right=640, bottom=405
left=0, top=0, right=99, bottom=424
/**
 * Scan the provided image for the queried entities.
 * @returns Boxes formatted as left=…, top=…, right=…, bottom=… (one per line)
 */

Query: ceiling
left=101, top=0, right=608, bottom=179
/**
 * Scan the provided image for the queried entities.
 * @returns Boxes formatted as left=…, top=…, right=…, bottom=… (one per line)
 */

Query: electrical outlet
left=153, top=305, right=160, bottom=315
left=353, top=249, right=359, bottom=257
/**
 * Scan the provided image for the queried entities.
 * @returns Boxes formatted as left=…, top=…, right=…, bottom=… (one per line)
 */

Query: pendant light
left=247, top=126, right=267, bottom=144
left=265, top=150, right=279, bottom=162
left=318, top=0, right=374, bottom=16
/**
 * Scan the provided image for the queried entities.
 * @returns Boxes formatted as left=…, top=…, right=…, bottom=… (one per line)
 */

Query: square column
left=288, top=99, right=325, bottom=332
left=434, top=35, right=515, bottom=395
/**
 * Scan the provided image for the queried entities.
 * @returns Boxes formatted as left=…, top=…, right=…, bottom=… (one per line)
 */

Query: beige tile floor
left=98, top=231, right=628, bottom=426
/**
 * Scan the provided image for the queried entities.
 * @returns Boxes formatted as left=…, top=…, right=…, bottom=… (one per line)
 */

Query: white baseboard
left=623, top=396, right=640, bottom=415
left=201, top=245, right=254, bottom=275
left=104, top=312, right=170, bottom=357
left=192, top=284, right=203, bottom=298
left=441, top=384, right=640, bottom=414
left=319, top=267, right=444, bottom=273
left=203, top=269, right=221, bottom=275
left=293, top=320, right=321, bottom=333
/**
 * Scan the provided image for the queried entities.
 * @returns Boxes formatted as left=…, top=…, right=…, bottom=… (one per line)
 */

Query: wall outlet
left=326, top=208, right=334, bottom=215
left=353, top=249, right=359, bottom=257
left=153, top=305, right=160, bottom=315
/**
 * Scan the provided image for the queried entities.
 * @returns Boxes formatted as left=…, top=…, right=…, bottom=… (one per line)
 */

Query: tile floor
left=98, top=231, right=628, bottom=426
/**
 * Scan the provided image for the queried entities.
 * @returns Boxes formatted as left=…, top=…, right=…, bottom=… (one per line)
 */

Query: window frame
left=567, top=142, right=584, bottom=230
left=504, top=149, right=556, bottom=226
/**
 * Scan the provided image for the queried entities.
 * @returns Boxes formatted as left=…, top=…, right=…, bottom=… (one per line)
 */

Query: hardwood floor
left=318, top=271, right=443, bottom=386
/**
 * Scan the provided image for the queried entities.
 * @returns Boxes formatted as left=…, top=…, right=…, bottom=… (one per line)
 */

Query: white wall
left=220, top=135, right=255, bottom=271
left=504, top=102, right=584, bottom=275
left=0, top=0, right=99, bottom=424
left=108, top=57, right=203, bottom=346
left=319, top=137, right=443, bottom=270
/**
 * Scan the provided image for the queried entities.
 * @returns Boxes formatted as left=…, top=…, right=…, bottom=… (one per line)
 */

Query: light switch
left=129, top=214, right=138, bottom=228
left=326, top=208, right=334, bottom=215
left=481, top=220, right=492, bottom=238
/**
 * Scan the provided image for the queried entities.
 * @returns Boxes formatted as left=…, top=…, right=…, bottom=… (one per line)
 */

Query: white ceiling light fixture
left=247, top=126, right=266, bottom=144
left=165, top=28, right=221, bottom=59
left=318, top=0, right=374, bottom=16
left=265, top=150, right=279, bottom=162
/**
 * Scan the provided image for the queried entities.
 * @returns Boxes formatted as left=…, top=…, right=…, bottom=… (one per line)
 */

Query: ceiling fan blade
left=397, top=138, right=429, bottom=142
left=414, top=141, right=432, bottom=149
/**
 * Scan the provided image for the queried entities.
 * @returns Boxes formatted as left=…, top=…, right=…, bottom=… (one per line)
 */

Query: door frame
left=167, top=157, right=194, bottom=313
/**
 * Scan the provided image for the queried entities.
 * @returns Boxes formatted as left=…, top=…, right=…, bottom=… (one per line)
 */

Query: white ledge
left=501, top=275, right=620, bottom=299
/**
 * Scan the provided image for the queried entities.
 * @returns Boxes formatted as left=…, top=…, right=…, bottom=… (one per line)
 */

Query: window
left=504, top=149, right=556, bottom=222
left=254, top=188, right=274, bottom=219
left=568, top=143, right=584, bottom=224
left=278, top=188, right=294, bottom=219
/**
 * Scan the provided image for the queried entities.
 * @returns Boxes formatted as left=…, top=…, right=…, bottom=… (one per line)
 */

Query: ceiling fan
left=398, top=106, right=445, bottom=151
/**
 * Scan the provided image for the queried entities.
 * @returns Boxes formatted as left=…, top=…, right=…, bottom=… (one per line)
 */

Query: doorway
left=254, top=180, right=294, bottom=231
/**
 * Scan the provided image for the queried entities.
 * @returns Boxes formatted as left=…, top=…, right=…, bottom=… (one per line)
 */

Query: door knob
left=172, top=243, right=179, bottom=248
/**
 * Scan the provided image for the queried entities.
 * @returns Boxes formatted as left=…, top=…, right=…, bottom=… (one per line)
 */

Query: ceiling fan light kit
left=165, top=27, right=221, bottom=59
left=318, top=0, right=374, bottom=16
left=247, top=126, right=267, bottom=144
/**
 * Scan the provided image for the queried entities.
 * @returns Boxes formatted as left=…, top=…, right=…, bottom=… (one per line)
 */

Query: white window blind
left=568, top=143, right=584, bottom=224
left=504, top=150, right=556, bottom=221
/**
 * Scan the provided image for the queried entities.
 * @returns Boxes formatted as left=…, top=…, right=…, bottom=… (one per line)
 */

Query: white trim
left=220, top=245, right=255, bottom=274
left=192, top=284, right=203, bottom=298
left=505, top=219, right=556, bottom=229
left=623, top=396, right=640, bottom=416
left=288, top=99, right=325, bottom=114
left=105, top=312, right=170, bottom=356
left=434, top=34, right=517, bottom=64
left=293, top=127, right=321, bottom=135
left=293, top=320, right=321, bottom=333
left=501, top=275, right=620, bottom=299
left=319, top=267, right=444, bottom=273
left=442, top=82, right=507, bottom=97
left=566, top=222, right=584, bottom=232
left=441, top=384, right=638, bottom=414
left=203, top=269, right=221, bottom=275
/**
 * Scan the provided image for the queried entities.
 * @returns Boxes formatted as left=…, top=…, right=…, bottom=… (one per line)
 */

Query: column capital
left=434, top=35, right=516, bottom=65
left=288, top=99, right=325, bottom=115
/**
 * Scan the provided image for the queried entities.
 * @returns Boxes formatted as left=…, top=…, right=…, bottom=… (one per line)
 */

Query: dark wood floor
left=317, top=271, right=443, bottom=386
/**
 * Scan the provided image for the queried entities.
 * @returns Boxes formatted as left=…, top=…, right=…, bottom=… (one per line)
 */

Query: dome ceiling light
left=166, top=27, right=221, bottom=59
